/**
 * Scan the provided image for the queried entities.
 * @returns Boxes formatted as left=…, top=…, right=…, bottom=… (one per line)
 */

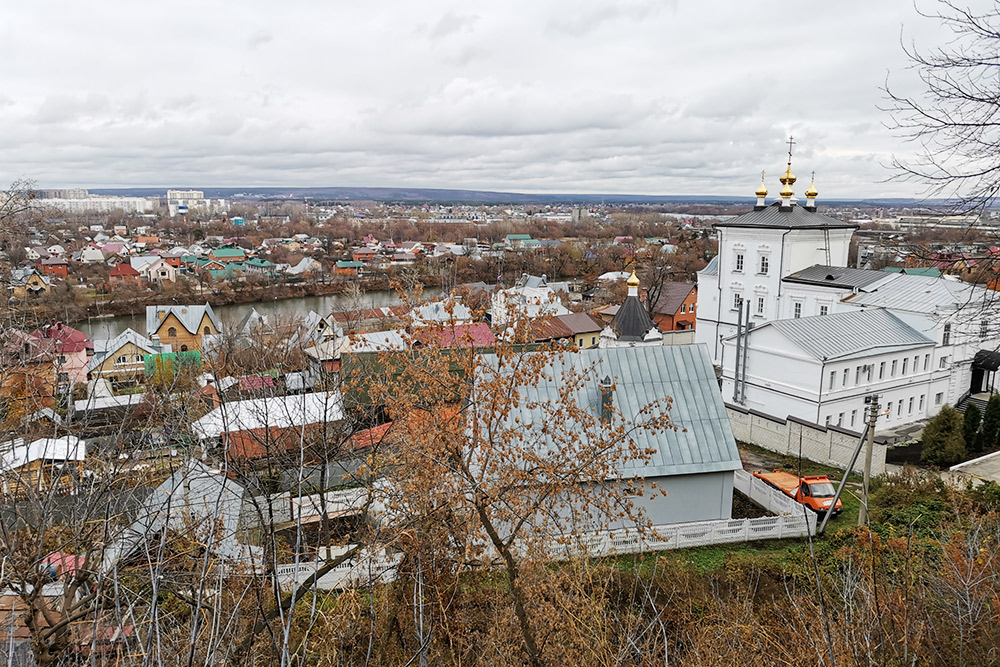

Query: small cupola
left=804, top=172, right=818, bottom=211
left=627, top=270, right=640, bottom=297
left=779, top=136, right=796, bottom=209
left=754, top=171, right=768, bottom=210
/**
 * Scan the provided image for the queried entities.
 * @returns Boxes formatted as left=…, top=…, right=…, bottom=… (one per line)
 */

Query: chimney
left=599, top=375, right=614, bottom=423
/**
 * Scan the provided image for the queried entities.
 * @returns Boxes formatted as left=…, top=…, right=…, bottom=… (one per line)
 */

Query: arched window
left=168, top=327, right=177, bottom=337
left=181, top=345, right=189, bottom=352
left=204, top=326, right=211, bottom=334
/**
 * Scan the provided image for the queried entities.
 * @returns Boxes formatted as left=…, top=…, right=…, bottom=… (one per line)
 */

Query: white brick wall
left=727, top=404, right=886, bottom=476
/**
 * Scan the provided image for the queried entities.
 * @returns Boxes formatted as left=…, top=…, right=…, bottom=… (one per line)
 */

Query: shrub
left=963, top=402, right=982, bottom=453
left=980, top=393, right=1000, bottom=451
left=920, top=404, right=966, bottom=467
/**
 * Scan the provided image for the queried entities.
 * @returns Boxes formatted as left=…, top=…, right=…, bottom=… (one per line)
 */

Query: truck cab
left=752, top=470, right=843, bottom=516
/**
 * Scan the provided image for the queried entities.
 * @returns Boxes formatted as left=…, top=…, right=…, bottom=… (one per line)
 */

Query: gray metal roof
left=699, top=256, right=719, bottom=276
left=89, top=327, right=166, bottom=372
left=145, top=303, right=220, bottom=336
left=845, top=273, right=989, bottom=314
left=714, top=202, right=858, bottom=230
left=782, top=264, right=894, bottom=290
left=763, top=309, right=934, bottom=361
left=476, top=345, right=742, bottom=478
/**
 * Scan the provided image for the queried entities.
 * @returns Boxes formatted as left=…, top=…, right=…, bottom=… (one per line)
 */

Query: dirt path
left=737, top=445, right=789, bottom=472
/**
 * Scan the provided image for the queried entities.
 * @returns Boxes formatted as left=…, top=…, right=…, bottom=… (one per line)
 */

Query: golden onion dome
left=779, top=164, right=797, bottom=186
left=755, top=171, right=768, bottom=197
left=805, top=174, right=818, bottom=198
left=627, top=270, right=640, bottom=287
left=780, top=182, right=794, bottom=198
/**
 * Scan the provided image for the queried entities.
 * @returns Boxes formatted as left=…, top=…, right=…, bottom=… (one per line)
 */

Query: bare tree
left=0, top=179, right=36, bottom=232
left=884, top=1, right=1000, bottom=214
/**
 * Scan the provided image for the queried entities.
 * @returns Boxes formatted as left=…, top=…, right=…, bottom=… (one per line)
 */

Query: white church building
left=697, top=156, right=1000, bottom=432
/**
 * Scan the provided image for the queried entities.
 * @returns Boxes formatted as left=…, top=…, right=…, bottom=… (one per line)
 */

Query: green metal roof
left=210, top=248, right=246, bottom=258
left=476, top=345, right=742, bottom=479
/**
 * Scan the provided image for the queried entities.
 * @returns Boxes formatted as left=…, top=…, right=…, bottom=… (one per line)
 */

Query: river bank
left=74, top=285, right=444, bottom=339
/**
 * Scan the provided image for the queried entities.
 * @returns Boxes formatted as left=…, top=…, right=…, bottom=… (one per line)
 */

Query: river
left=74, top=287, right=443, bottom=339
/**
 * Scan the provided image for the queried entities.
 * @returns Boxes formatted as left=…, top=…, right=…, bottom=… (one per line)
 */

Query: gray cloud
left=0, top=0, right=988, bottom=196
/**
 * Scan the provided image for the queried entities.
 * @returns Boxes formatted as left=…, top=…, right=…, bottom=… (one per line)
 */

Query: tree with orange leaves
left=356, top=295, right=677, bottom=667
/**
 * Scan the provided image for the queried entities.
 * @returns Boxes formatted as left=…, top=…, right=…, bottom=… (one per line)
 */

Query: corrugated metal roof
left=846, top=273, right=987, bottom=313
left=192, top=391, right=344, bottom=439
left=714, top=202, right=857, bottom=229
left=763, top=309, right=933, bottom=361
left=145, top=303, right=220, bottom=336
left=699, top=256, right=719, bottom=276
left=783, top=264, right=894, bottom=289
left=476, top=346, right=742, bottom=478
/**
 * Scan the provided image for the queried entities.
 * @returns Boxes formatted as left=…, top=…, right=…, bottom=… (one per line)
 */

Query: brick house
left=108, top=263, right=142, bottom=287
left=651, top=283, right=698, bottom=331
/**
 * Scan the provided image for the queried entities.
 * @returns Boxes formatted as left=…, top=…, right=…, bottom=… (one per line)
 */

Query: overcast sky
left=0, top=1, right=981, bottom=197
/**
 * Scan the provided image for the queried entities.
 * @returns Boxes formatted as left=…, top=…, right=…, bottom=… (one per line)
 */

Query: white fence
left=269, top=473, right=817, bottom=590
left=733, top=469, right=809, bottom=516
left=275, top=550, right=401, bottom=591
left=727, top=404, right=884, bottom=476
left=545, top=513, right=814, bottom=559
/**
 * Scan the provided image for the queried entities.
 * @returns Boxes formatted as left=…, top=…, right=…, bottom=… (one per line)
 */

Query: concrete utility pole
left=858, top=394, right=880, bottom=527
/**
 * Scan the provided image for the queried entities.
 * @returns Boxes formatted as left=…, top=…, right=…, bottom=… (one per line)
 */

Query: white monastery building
left=696, top=148, right=1000, bottom=433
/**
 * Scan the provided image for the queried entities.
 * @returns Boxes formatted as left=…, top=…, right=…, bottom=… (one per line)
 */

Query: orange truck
left=752, top=469, right=843, bottom=516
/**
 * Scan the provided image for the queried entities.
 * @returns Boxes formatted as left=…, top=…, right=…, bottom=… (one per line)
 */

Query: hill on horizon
left=86, top=185, right=940, bottom=208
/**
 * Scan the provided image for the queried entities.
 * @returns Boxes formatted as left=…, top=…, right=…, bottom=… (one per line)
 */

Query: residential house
left=352, top=247, right=379, bottom=263
left=208, top=247, right=246, bottom=263
left=505, top=233, right=533, bottom=250
left=132, top=256, right=176, bottom=284
left=192, top=391, right=345, bottom=459
left=9, top=267, right=51, bottom=299
left=242, top=257, right=278, bottom=277
left=490, top=274, right=571, bottom=327
left=89, top=328, right=171, bottom=386
left=108, top=262, right=142, bottom=288
left=531, top=312, right=604, bottom=349
left=146, top=303, right=221, bottom=352
left=409, top=300, right=474, bottom=327
left=651, top=283, right=697, bottom=331
left=31, top=323, right=94, bottom=385
left=336, top=260, right=363, bottom=277
left=37, top=257, right=69, bottom=279
left=1, top=331, right=58, bottom=421
left=0, top=435, right=86, bottom=498
left=414, top=323, right=496, bottom=349
left=286, top=257, right=323, bottom=276
left=79, top=246, right=106, bottom=264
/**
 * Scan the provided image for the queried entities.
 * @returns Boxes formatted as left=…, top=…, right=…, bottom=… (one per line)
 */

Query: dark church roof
left=609, top=295, right=659, bottom=342
left=782, top=265, right=891, bottom=289
left=713, top=202, right=857, bottom=230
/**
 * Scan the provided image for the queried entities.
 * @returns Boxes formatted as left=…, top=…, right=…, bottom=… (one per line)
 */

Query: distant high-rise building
left=167, top=189, right=228, bottom=217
